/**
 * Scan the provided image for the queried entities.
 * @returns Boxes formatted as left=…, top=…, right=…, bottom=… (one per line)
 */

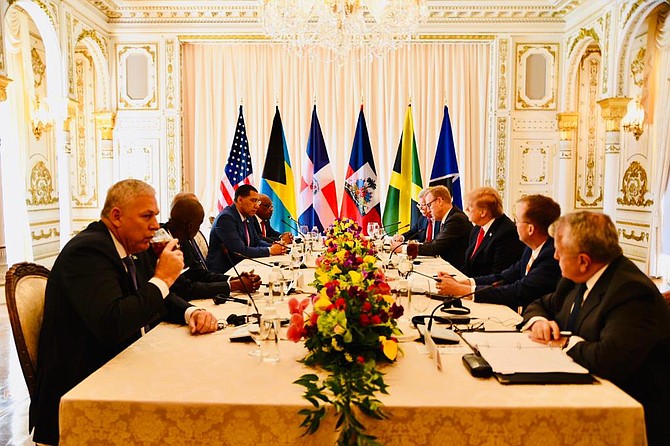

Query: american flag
left=218, top=105, right=253, bottom=211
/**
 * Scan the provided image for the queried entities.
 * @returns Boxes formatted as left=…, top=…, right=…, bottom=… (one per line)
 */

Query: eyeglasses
left=425, top=198, right=439, bottom=208
left=416, top=203, right=426, bottom=210
left=259, top=203, right=273, bottom=209
left=514, top=218, right=531, bottom=226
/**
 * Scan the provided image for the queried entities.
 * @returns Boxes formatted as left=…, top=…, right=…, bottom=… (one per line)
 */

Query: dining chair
left=4, top=262, right=50, bottom=397
left=194, top=230, right=209, bottom=259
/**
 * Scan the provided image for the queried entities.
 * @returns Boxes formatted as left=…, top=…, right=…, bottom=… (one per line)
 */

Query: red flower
left=335, top=297, right=347, bottom=310
left=371, top=315, right=381, bottom=325
left=361, top=301, right=372, bottom=313
left=359, top=314, right=371, bottom=326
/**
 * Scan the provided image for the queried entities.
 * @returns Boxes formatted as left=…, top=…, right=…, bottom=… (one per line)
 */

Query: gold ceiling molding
left=179, top=34, right=496, bottom=43
left=0, top=75, right=12, bottom=102
left=85, top=1, right=587, bottom=24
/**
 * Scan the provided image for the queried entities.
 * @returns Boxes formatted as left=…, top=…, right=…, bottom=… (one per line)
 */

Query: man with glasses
left=413, top=185, right=472, bottom=271
left=252, top=193, right=293, bottom=244
left=399, top=188, right=439, bottom=242
left=207, top=184, right=286, bottom=273
left=437, top=194, right=561, bottom=311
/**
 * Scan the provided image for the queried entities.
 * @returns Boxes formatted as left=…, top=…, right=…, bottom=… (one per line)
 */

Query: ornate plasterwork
left=557, top=112, right=579, bottom=141
left=67, top=13, right=74, bottom=96
left=94, top=111, right=115, bottom=140
left=515, top=43, right=558, bottom=110
left=117, top=44, right=158, bottom=110
left=498, top=38, right=509, bottom=110
left=84, top=1, right=588, bottom=24
left=600, top=12, right=611, bottom=95
left=620, top=228, right=648, bottom=242
left=617, top=161, right=653, bottom=207
left=0, top=75, right=12, bottom=102
left=26, top=161, right=58, bottom=206
left=496, top=117, right=507, bottom=193
left=77, top=29, right=108, bottom=60
left=31, top=227, right=60, bottom=241
left=31, top=48, right=46, bottom=88
left=165, top=39, right=176, bottom=110
left=166, top=116, right=178, bottom=196
left=520, top=142, right=548, bottom=183
left=630, top=47, right=646, bottom=88
left=568, top=27, right=600, bottom=57
left=597, top=97, right=630, bottom=132
left=10, top=0, right=57, bottom=27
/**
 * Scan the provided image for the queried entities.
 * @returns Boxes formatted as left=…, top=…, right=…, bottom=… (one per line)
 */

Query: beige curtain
left=182, top=42, right=491, bottom=220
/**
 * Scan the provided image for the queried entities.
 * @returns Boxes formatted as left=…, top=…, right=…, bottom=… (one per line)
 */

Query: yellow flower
left=336, top=250, right=346, bottom=262
left=314, top=295, right=332, bottom=311
left=382, top=294, right=395, bottom=305
left=348, top=270, right=362, bottom=284
left=331, top=265, right=342, bottom=275
left=380, top=336, right=398, bottom=361
left=317, top=271, right=331, bottom=285
left=363, top=255, right=377, bottom=265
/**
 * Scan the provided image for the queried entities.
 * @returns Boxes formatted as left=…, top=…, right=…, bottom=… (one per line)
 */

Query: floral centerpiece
left=287, top=218, right=404, bottom=445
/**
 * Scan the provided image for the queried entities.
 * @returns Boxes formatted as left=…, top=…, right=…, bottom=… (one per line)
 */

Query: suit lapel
left=572, top=263, right=616, bottom=331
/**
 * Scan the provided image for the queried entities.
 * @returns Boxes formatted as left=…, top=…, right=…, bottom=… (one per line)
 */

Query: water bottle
left=268, top=266, right=283, bottom=303
left=260, top=304, right=280, bottom=363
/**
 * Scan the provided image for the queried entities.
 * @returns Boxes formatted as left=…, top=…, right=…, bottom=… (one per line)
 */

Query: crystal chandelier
left=261, top=0, right=428, bottom=60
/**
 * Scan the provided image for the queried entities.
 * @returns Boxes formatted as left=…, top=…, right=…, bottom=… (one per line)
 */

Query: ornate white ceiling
left=84, top=0, right=589, bottom=29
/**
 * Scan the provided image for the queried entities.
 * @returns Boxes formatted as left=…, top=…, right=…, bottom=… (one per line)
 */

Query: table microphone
left=426, top=281, right=503, bottom=332
left=282, top=218, right=302, bottom=236
left=232, top=252, right=276, bottom=268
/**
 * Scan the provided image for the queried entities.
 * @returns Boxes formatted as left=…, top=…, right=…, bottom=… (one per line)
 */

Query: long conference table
left=59, top=256, right=647, bottom=445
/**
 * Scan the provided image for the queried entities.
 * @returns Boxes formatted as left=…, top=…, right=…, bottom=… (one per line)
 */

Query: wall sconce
left=32, top=95, right=53, bottom=140
left=622, top=98, right=645, bottom=141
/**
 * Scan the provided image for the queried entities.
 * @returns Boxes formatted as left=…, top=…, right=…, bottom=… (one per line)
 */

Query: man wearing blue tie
left=207, top=184, right=285, bottom=273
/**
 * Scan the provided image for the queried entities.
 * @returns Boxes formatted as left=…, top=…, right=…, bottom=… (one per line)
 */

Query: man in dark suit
left=522, top=211, right=670, bottom=445
left=407, top=185, right=472, bottom=271
left=164, top=196, right=261, bottom=300
left=462, top=186, right=524, bottom=277
left=252, top=193, right=293, bottom=244
left=206, top=184, right=285, bottom=273
left=30, top=179, right=218, bottom=445
left=437, top=194, right=561, bottom=311
left=400, top=188, right=440, bottom=242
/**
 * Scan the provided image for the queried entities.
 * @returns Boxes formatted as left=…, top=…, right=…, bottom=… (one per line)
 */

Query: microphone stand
left=426, top=281, right=503, bottom=332
left=220, top=244, right=260, bottom=317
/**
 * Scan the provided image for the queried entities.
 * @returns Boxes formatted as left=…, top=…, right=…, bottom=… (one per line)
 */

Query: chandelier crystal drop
left=261, top=0, right=429, bottom=60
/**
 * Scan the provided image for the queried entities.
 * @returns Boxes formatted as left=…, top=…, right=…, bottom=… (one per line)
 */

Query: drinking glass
left=412, top=278, right=431, bottom=315
left=406, top=240, right=419, bottom=260
left=300, top=225, right=309, bottom=240
left=290, top=245, right=305, bottom=269
left=397, top=255, right=413, bottom=279
left=150, top=228, right=173, bottom=256
left=246, top=302, right=263, bottom=357
left=396, top=279, right=412, bottom=321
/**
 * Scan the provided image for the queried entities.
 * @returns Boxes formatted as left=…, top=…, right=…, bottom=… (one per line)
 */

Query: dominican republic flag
left=430, top=105, right=463, bottom=209
left=217, top=105, right=253, bottom=211
left=298, top=105, right=338, bottom=233
left=340, top=106, right=381, bottom=236
left=260, top=106, right=297, bottom=234
left=382, top=105, right=423, bottom=234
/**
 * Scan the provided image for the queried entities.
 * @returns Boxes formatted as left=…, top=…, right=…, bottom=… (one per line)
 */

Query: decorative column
left=596, top=97, right=630, bottom=216
left=556, top=112, right=579, bottom=212
left=95, top=111, right=115, bottom=197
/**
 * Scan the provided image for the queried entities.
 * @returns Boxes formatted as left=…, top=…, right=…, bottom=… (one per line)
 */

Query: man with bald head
left=252, top=193, right=293, bottom=244
left=165, top=196, right=261, bottom=300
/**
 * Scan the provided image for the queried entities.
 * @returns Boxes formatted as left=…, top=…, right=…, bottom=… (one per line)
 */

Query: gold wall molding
left=568, top=27, right=600, bottom=57
left=496, top=116, right=507, bottom=193
left=497, top=38, right=509, bottom=110
left=31, top=48, right=46, bottom=88
left=600, top=12, right=611, bottom=95
left=596, top=97, right=630, bottom=132
left=77, top=29, right=108, bottom=59
left=166, top=116, right=178, bottom=196
left=117, top=44, right=158, bottom=110
left=557, top=112, right=579, bottom=141
left=94, top=111, right=115, bottom=140
left=0, top=75, right=12, bottom=102
left=26, top=160, right=58, bottom=206
left=575, top=188, right=603, bottom=208
left=617, top=161, right=653, bottom=207
left=31, top=227, right=60, bottom=241
left=514, top=43, right=559, bottom=110
left=619, top=229, right=648, bottom=242
left=630, top=47, right=645, bottom=88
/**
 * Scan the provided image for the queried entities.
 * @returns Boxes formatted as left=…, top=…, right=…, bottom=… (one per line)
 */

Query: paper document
left=462, top=332, right=589, bottom=375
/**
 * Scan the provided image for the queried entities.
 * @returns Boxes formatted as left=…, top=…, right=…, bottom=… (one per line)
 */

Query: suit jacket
left=206, top=205, right=271, bottom=273
left=402, top=216, right=440, bottom=242
left=464, top=214, right=524, bottom=277
left=474, top=238, right=561, bottom=310
left=169, top=236, right=231, bottom=300
left=523, top=256, right=670, bottom=444
left=417, top=206, right=472, bottom=271
left=251, top=215, right=282, bottom=244
left=30, top=220, right=192, bottom=445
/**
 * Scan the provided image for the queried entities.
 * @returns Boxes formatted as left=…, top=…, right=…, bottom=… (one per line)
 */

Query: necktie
left=525, top=253, right=536, bottom=275
left=122, top=256, right=138, bottom=291
left=244, top=220, right=251, bottom=246
left=190, top=239, right=206, bottom=266
left=470, top=228, right=485, bottom=258
left=566, top=283, right=587, bottom=333
left=425, top=219, right=433, bottom=242
left=261, top=221, right=267, bottom=237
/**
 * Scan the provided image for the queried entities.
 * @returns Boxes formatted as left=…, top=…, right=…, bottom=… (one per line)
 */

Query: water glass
left=397, top=255, right=413, bottom=279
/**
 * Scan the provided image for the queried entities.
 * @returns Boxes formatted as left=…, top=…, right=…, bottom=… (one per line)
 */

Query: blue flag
left=430, top=105, right=462, bottom=209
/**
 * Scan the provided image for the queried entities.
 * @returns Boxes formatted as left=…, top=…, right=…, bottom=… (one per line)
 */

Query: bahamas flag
left=430, top=105, right=463, bottom=209
left=340, top=106, right=381, bottom=235
left=299, top=105, right=338, bottom=233
left=382, top=105, right=423, bottom=234
left=260, top=106, right=297, bottom=234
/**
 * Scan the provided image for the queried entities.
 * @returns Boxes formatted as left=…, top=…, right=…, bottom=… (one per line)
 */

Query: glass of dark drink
left=150, top=228, right=173, bottom=256
left=406, top=240, right=419, bottom=260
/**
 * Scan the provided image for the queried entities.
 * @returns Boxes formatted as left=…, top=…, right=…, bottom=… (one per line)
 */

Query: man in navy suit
left=437, top=194, right=561, bottom=312
left=400, top=188, right=439, bottom=242
left=403, top=185, right=472, bottom=271
left=207, top=184, right=285, bottom=273
left=30, top=179, right=218, bottom=445
left=522, top=212, right=670, bottom=445
left=462, top=186, right=524, bottom=277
